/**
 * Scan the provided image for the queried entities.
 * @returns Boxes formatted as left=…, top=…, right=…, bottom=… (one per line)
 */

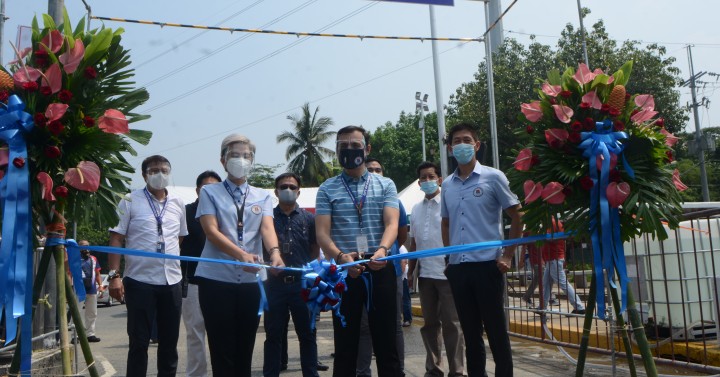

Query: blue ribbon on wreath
left=301, top=259, right=347, bottom=330
left=0, top=95, right=35, bottom=371
left=578, top=119, right=634, bottom=318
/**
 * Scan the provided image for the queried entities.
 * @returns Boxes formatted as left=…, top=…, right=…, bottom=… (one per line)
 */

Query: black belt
left=270, top=273, right=302, bottom=284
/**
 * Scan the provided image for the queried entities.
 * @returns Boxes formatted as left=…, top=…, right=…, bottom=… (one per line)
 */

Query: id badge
left=283, top=242, right=291, bottom=255
left=156, top=241, right=165, bottom=254
left=356, top=234, right=368, bottom=258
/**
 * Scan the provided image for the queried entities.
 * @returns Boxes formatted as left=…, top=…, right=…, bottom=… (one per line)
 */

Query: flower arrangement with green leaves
left=507, top=62, right=685, bottom=242
left=4, top=11, right=151, bottom=230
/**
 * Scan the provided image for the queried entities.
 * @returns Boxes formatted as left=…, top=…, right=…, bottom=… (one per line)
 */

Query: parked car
left=96, top=274, right=124, bottom=306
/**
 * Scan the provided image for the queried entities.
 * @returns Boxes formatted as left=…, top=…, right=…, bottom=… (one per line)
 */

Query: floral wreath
left=507, top=62, right=685, bottom=242
left=3, top=12, right=151, bottom=230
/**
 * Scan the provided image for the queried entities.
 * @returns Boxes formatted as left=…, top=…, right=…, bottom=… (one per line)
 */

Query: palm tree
left=277, top=103, right=336, bottom=186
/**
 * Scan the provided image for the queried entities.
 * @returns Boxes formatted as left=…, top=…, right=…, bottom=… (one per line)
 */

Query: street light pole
left=416, top=92, right=429, bottom=162
left=687, top=45, right=711, bottom=202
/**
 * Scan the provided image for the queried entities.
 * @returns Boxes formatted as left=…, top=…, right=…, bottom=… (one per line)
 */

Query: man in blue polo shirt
left=316, top=125, right=403, bottom=377
left=441, top=123, right=523, bottom=377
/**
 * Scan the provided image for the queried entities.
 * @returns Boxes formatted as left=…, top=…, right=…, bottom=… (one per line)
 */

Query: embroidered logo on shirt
left=473, top=187, right=483, bottom=197
left=251, top=204, right=262, bottom=215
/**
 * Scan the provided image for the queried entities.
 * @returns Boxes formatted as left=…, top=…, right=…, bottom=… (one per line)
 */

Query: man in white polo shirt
left=108, top=155, right=188, bottom=377
left=408, top=161, right=464, bottom=377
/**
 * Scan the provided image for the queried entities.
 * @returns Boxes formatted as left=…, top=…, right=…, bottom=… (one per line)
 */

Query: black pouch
left=181, top=278, right=189, bottom=298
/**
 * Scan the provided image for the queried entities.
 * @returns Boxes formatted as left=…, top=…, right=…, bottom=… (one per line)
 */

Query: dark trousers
left=333, top=262, right=403, bottom=377
left=198, top=278, right=260, bottom=377
left=402, top=278, right=412, bottom=322
left=446, top=262, right=513, bottom=377
left=263, top=277, right=319, bottom=377
left=123, top=277, right=182, bottom=377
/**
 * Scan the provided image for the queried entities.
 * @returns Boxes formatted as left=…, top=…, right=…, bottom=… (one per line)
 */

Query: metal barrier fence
left=505, top=204, right=720, bottom=374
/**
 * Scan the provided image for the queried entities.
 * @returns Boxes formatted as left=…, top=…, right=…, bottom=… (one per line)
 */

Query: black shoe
left=281, top=364, right=288, bottom=371
left=87, top=336, right=101, bottom=343
left=149, top=338, right=158, bottom=344
left=317, top=361, right=329, bottom=371
left=571, top=309, right=586, bottom=315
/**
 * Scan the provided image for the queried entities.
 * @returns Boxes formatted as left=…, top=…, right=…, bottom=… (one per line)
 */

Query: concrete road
left=81, top=300, right=630, bottom=377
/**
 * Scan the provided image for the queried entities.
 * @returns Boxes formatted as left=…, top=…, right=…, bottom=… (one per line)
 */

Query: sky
left=6, top=0, right=720, bottom=188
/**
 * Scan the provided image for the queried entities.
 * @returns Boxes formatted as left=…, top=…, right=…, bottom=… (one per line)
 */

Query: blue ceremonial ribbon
left=577, top=119, right=632, bottom=318
left=0, top=95, right=34, bottom=372
left=48, top=239, right=87, bottom=302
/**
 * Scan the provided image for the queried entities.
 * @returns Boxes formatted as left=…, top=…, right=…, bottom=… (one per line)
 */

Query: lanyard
left=223, top=181, right=249, bottom=241
left=340, top=174, right=372, bottom=231
left=143, top=188, right=168, bottom=236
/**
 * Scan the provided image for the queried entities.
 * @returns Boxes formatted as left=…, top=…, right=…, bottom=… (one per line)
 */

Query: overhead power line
left=139, top=2, right=385, bottom=113
left=138, top=0, right=319, bottom=88
left=92, top=15, right=482, bottom=43
left=134, top=0, right=266, bottom=70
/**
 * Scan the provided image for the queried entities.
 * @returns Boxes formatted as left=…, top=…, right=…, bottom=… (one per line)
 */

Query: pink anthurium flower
left=520, top=101, right=543, bottom=123
left=542, top=82, right=562, bottom=97
left=634, top=94, right=655, bottom=110
left=596, top=153, right=618, bottom=171
left=45, top=103, right=69, bottom=123
left=58, top=39, right=85, bottom=74
left=659, top=128, right=679, bottom=147
left=513, top=148, right=533, bottom=171
left=672, top=169, right=688, bottom=192
left=41, top=63, right=62, bottom=94
left=594, top=69, right=614, bottom=84
left=545, top=128, right=569, bottom=148
left=523, top=180, right=543, bottom=204
left=40, top=30, right=64, bottom=54
left=541, top=182, right=566, bottom=205
left=630, top=108, right=658, bottom=124
left=98, top=109, right=129, bottom=134
left=606, top=181, right=630, bottom=208
left=581, top=90, right=602, bottom=110
left=573, top=63, right=596, bottom=85
left=9, top=47, right=31, bottom=65
left=13, top=66, right=41, bottom=87
left=36, top=172, right=56, bottom=201
left=552, top=104, right=574, bottom=123
left=64, top=161, right=100, bottom=192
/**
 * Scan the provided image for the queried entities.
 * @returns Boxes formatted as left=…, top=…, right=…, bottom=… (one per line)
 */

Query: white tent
left=168, top=182, right=424, bottom=215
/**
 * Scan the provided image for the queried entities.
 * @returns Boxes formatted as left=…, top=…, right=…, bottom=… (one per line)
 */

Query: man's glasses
left=279, top=184, right=298, bottom=191
left=367, top=167, right=383, bottom=174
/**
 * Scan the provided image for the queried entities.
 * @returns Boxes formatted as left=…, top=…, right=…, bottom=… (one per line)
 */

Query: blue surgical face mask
left=452, top=143, right=475, bottom=165
left=419, top=180, right=439, bottom=195
left=278, top=188, right=297, bottom=203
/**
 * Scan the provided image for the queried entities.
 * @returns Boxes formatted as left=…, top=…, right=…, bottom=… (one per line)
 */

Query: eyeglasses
left=367, top=167, right=383, bottom=173
left=279, top=184, right=298, bottom=191
left=336, top=139, right=366, bottom=150
left=146, top=167, right=171, bottom=175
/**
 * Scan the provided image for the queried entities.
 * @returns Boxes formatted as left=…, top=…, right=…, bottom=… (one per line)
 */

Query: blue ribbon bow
left=0, top=95, right=35, bottom=372
left=578, top=119, right=634, bottom=318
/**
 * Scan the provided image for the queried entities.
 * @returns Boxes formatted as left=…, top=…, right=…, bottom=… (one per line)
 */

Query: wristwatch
left=377, top=245, right=389, bottom=254
left=108, top=269, right=122, bottom=280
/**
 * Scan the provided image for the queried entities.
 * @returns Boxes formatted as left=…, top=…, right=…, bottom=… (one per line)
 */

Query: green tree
left=370, top=111, right=440, bottom=189
left=671, top=127, right=720, bottom=201
left=248, top=163, right=283, bottom=188
left=445, top=18, right=688, bottom=172
left=277, top=103, right=336, bottom=186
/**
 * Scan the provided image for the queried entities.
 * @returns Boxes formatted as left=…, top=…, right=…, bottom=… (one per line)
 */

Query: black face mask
left=81, top=251, right=90, bottom=259
left=338, top=149, right=366, bottom=169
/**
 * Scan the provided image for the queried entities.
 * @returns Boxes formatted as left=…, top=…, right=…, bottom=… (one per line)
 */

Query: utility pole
left=416, top=92, right=429, bottom=162
left=685, top=45, right=711, bottom=202
left=428, top=5, right=449, bottom=177
left=0, top=0, right=5, bottom=65
left=48, top=0, right=64, bottom=24
left=483, top=0, right=499, bottom=169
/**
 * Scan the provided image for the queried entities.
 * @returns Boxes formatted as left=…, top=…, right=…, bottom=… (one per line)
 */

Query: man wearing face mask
left=316, top=125, right=402, bottom=377
left=263, top=172, right=322, bottom=377
left=79, top=239, right=104, bottom=343
left=194, top=134, right=284, bottom=377
left=441, top=124, right=523, bottom=377
left=408, top=162, right=465, bottom=377
left=108, top=155, right=188, bottom=377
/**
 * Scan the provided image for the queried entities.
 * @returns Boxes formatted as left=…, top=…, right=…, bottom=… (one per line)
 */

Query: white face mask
left=147, top=173, right=170, bottom=190
left=226, top=157, right=253, bottom=179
